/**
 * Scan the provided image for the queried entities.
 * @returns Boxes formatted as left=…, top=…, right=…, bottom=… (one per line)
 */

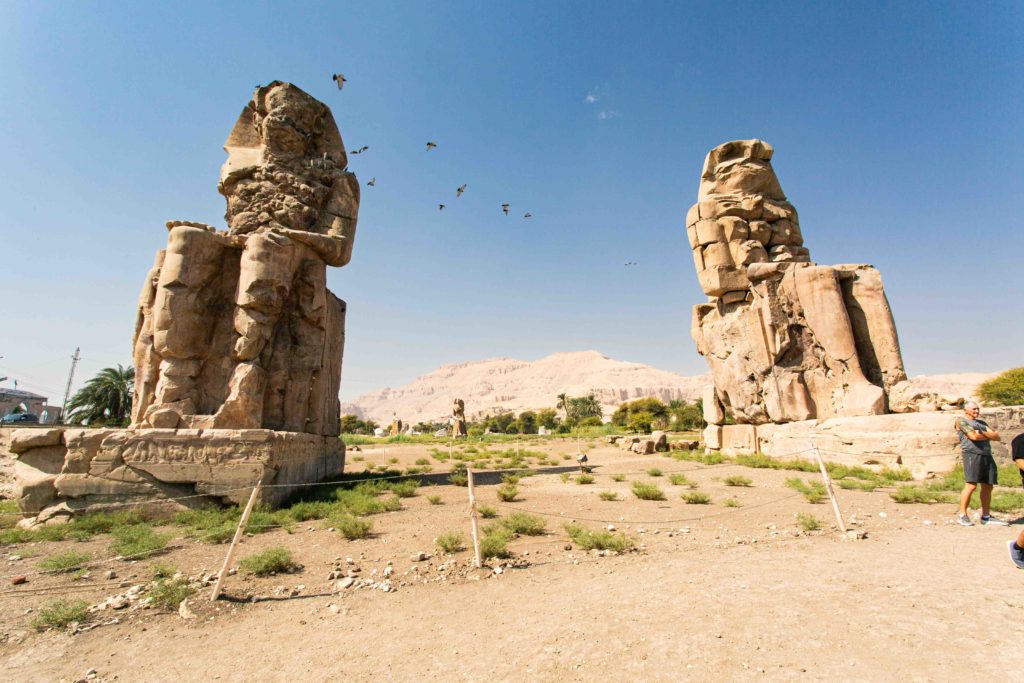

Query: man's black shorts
left=963, top=452, right=998, bottom=485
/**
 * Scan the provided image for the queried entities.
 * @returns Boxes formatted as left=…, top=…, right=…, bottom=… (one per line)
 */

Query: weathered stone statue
left=9, top=83, right=357, bottom=522
left=452, top=398, right=468, bottom=437
left=687, top=140, right=906, bottom=441
left=132, top=81, right=357, bottom=434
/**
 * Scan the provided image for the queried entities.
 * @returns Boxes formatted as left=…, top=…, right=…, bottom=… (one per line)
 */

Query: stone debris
left=10, top=575, right=27, bottom=586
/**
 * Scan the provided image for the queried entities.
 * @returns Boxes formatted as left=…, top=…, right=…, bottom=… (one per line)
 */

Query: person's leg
left=1008, top=528, right=1024, bottom=569
left=959, top=482, right=977, bottom=517
left=980, top=483, right=993, bottom=518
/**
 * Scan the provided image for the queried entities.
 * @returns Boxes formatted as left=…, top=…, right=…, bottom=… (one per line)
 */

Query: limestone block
left=762, top=199, right=797, bottom=222
left=748, top=220, right=772, bottom=244
left=758, top=413, right=960, bottom=479
left=721, top=424, right=758, bottom=455
left=62, top=429, right=118, bottom=474
left=17, top=446, right=68, bottom=475
left=686, top=203, right=701, bottom=227
left=14, top=460, right=57, bottom=513
left=691, top=247, right=705, bottom=273
left=694, top=219, right=725, bottom=246
left=703, top=425, right=722, bottom=450
left=55, top=474, right=153, bottom=498
left=729, top=240, right=768, bottom=266
left=698, top=266, right=750, bottom=297
left=686, top=224, right=699, bottom=249
left=702, top=242, right=733, bottom=268
left=9, top=428, right=63, bottom=455
left=834, top=264, right=907, bottom=392
left=702, top=385, right=725, bottom=424
left=767, top=219, right=802, bottom=247
left=719, top=217, right=750, bottom=242
left=631, top=439, right=655, bottom=455
left=651, top=431, right=669, bottom=452
left=699, top=194, right=763, bottom=221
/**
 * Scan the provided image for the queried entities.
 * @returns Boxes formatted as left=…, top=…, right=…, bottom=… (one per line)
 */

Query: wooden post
left=466, top=467, right=483, bottom=568
left=812, top=447, right=847, bottom=534
left=211, top=479, right=263, bottom=600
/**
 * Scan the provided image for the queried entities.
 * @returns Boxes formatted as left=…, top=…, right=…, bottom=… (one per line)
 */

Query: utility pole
left=58, top=348, right=81, bottom=425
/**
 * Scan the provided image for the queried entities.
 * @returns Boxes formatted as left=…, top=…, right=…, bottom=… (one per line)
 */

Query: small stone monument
left=452, top=398, right=468, bottom=437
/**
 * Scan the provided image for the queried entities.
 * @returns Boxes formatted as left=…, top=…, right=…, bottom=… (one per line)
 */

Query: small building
left=0, top=388, right=61, bottom=423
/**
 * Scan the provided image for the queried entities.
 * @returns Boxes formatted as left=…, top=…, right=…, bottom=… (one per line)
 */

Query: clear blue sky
left=0, top=1, right=1020, bottom=405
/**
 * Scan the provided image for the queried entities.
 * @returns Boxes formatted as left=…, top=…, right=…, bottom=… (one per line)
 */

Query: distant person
left=956, top=401, right=1006, bottom=526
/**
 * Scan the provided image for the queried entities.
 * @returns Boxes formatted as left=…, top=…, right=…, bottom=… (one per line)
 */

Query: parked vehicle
left=0, top=412, right=39, bottom=425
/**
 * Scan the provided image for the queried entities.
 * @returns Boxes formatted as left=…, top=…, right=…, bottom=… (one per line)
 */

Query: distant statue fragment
left=686, top=140, right=906, bottom=426
left=131, top=81, right=359, bottom=435
left=452, top=398, right=468, bottom=437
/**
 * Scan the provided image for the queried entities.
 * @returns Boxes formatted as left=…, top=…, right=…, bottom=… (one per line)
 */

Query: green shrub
left=647, top=468, right=663, bottom=477
left=150, top=562, right=177, bottom=579
left=978, top=367, right=1024, bottom=406
left=478, top=504, right=498, bottom=518
left=564, top=523, right=634, bottom=552
left=285, top=500, right=336, bottom=521
left=631, top=482, right=666, bottom=501
left=499, top=512, right=546, bottom=536
left=796, top=512, right=821, bottom=532
left=436, top=531, right=464, bottom=554
left=724, top=497, right=741, bottom=507
left=610, top=474, right=626, bottom=482
left=785, top=477, right=826, bottom=504
left=723, top=475, right=753, bottom=487
left=449, top=466, right=469, bottom=487
left=559, top=473, right=571, bottom=483
left=889, top=486, right=955, bottom=505
left=387, top=479, right=419, bottom=498
left=668, top=473, right=695, bottom=487
left=149, top=578, right=196, bottom=611
left=427, top=494, right=443, bottom=505
left=837, top=479, right=877, bottom=492
left=69, top=509, right=151, bottom=538
left=576, top=474, right=594, bottom=485
left=480, top=528, right=513, bottom=559
left=496, top=484, right=519, bottom=502
left=109, top=524, right=171, bottom=558
left=335, top=489, right=402, bottom=516
left=39, top=551, right=91, bottom=574
left=333, top=515, right=373, bottom=540
left=598, top=491, right=619, bottom=501
left=31, top=599, right=89, bottom=631
left=240, top=546, right=294, bottom=576
left=502, top=474, right=521, bottom=485
left=415, top=458, right=430, bottom=466
left=683, top=492, right=711, bottom=505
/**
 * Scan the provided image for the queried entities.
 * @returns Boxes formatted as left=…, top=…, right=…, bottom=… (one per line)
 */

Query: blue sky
left=0, top=1, right=1020, bottom=405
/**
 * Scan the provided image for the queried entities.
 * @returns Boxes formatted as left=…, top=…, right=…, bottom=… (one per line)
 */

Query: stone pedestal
left=8, top=427, right=344, bottom=523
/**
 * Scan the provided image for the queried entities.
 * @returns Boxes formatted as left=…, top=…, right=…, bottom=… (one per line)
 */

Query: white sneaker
left=981, top=515, right=1009, bottom=526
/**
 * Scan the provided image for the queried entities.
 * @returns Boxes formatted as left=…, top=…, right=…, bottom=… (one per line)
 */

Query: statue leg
left=215, top=231, right=297, bottom=429
left=146, top=227, right=226, bottom=427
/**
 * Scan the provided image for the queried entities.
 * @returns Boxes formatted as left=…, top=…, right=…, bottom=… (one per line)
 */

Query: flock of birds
left=330, top=73, right=636, bottom=266
left=331, top=73, right=535, bottom=220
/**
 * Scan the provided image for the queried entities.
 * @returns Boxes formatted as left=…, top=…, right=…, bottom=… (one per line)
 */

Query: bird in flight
left=456, top=184, right=466, bottom=198
left=332, top=74, right=347, bottom=90
left=367, top=177, right=376, bottom=187
left=624, top=261, right=637, bottom=266
left=350, top=146, right=368, bottom=155
left=438, top=204, right=446, bottom=211
left=426, top=141, right=437, bottom=151
left=523, top=213, right=532, bottom=219
left=501, top=203, right=510, bottom=215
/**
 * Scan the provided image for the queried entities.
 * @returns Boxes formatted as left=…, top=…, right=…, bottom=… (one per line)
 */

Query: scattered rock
left=104, top=570, right=117, bottom=580
left=10, top=575, right=27, bottom=586
left=337, top=577, right=355, bottom=590
left=178, top=599, right=196, bottom=620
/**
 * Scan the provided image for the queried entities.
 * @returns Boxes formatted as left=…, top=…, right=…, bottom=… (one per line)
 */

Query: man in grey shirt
left=955, top=401, right=1005, bottom=526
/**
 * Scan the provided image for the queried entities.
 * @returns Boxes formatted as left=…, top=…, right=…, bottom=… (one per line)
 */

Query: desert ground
left=2, top=438, right=1023, bottom=681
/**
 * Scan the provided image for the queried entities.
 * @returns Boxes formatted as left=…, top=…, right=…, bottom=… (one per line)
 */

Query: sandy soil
left=2, top=441, right=1023, bottom=681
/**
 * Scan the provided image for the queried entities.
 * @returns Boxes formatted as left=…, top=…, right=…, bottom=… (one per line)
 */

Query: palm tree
left=556, top=393, right=570, bottom=422
left=575, top=394, right=603, bottom=420
left=65, top=365, right=135, bottom=426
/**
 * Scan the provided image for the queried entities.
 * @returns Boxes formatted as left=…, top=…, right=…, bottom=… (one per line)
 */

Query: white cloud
left=585, top=92, right=598, bottom=104
left=597, top=110, right=619, bottom=120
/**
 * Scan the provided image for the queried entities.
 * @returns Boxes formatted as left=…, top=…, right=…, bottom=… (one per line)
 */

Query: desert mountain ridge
left=339, top=351, right=999, bottom=426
